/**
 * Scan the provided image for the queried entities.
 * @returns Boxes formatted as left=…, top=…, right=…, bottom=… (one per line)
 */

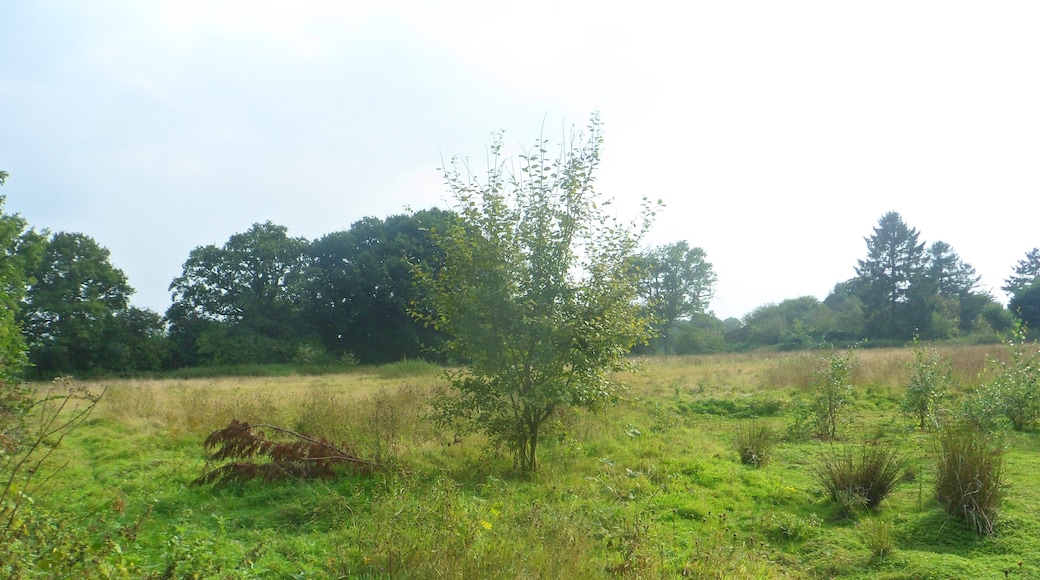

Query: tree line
left=1, top=168, right=1038, bottom=379
left=730, top=212, right=1038, bottom=350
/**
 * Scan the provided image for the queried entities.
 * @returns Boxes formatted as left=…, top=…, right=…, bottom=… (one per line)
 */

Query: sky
left=2, top=1, right=1038, bottom=321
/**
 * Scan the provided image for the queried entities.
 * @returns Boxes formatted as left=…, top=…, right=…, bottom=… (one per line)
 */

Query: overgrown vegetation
left=734, top=420, right=773, bottom=467
left=935, top=427, right=1005, bottom=535
left=901, top=338, right=952, bottom=429
left=958, top=325, right=1040, bottom=432
left=1, top=379, right=108, bottom=577
left=789, top=349, right=857, bottom=440
left=813, top=441, right=909, bottom=516
left=416, top=116, right=655, bottom=472
left=4, top=343, right=1040, bottom=577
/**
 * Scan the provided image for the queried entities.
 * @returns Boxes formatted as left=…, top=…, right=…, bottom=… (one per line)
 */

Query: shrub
left=935, top=427, right=1004, bottom=535
left=788, top=349, right=857, bottom=440
left=959, top=327, right=1040, bottom=432
left=734, top=420, right=773, bottom=467
left=813, top=441, right=908, bottom=515
left=901, top=340, right=951, bottom=429
left=1, top=379, right=112, bottom=575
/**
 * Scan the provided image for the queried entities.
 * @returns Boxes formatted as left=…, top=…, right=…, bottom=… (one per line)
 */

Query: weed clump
left=860, top=517, right=894, bottom=558
left=734, top=420, right=773, bottom=467
left=813, top=441, right=908, bottom=515
left=934, top=427, right=1004, bottom=535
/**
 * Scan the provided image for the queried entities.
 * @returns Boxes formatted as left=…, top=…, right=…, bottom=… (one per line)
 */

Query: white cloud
left=3, top=1, right=1039, bottom=319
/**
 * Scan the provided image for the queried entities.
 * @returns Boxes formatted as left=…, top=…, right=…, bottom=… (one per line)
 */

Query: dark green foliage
left=670, top=314, right=728, bottom=354
left=195, top=420, right=378, bottom=486
left=855, top=212, right=933, bottom=340
left=167, top=221, right=311, bottom=366
left=19, top=231, right=140, bottom=376
left=848, top=215, right=994, bottom=342
left=820, top=280, right=867, bottom=343
left=1002, top=247, right=1040, bottom=295
left=814, top=442, right=908, bottom=515
left=926, top=240, right=995, bottom=336
left=0, top=190, right=36, bottom=446
left=981, top=302, right=1015, bottom=334
left=1009, top=279, right=1040, bottom=333
left=305, top=209, right=455, bottom=364
left=13, top=229, right=166, bottom=377
left=732, top=296, right=830, bottom=349
left=734, top=420, right=773, bottom=467
left=167, top=212, right=455, bottom=368
left=108, top=306, right=168, bottom=373
left=935, top=427, right=1004, bottom=535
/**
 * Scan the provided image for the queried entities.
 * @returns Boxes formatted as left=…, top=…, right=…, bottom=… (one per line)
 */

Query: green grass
left=6, top=346, right=1040, bottom=578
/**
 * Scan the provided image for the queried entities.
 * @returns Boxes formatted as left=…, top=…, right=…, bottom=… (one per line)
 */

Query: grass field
left=6, top=346, right=1040, bottom=578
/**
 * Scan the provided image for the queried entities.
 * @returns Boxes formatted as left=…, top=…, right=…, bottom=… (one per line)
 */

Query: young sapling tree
left=414, top=115, right=656, bottom=472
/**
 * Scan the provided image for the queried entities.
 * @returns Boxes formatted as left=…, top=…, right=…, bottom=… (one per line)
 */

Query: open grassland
left=10, top=346, right=1040, bottom=578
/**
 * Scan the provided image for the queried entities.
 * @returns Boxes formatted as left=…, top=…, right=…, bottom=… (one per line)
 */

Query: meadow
left=6, top=345, right=1040, bottom=578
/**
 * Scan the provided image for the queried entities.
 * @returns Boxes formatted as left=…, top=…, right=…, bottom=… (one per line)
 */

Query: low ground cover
left=4, top=344, right=1038, bottom=578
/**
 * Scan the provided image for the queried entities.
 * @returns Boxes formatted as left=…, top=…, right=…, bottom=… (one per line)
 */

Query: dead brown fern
left=194, top=419, right=379, bottom=486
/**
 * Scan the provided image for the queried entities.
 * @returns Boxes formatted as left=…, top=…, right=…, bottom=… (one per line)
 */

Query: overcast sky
left=2, top=1, right=1038, bottom=320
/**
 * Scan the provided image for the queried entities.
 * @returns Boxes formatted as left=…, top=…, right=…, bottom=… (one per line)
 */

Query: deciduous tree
left=0, top=188, right=36, bottom=381
left=416, top=116, right=655, bottom=472
left=305, top=209, right=454, bottom=363
left=167, top=222, right=310, bottom=365
left=0, top=178, right=36, bottom=446
left=20, top=232, right=135, bottom=375
left=638, top=241, right=716, bottom=353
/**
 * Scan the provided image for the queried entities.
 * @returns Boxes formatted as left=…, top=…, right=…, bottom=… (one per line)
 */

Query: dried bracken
left=194, top=419, right=378, bottom=486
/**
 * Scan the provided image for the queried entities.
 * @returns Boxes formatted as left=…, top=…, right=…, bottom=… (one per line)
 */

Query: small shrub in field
left=814, top=442, right=908, bottom=515
left=860, top=518, right=894, bottom=558
left=788, top=349, right=857, bottom=440
left=1, top=379, right=116, bottom=576
left=959, top=328, right=1040, bottom=432
left=935, top=427, right=1004, bottom=535
left=734, top=420, right=773, bottom=467
left=901, top=340, right=951, bottom=429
